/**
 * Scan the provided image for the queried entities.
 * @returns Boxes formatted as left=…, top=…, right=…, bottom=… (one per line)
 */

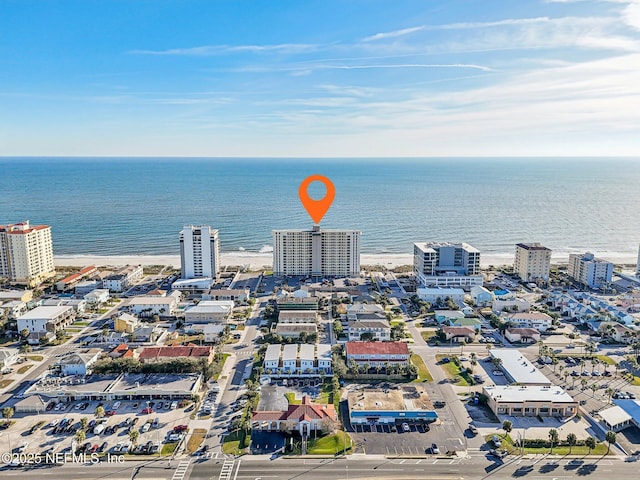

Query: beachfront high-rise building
left=514, top=243, right=552, bottom=282
left=0, top=220, right=55, bottom=287
left=179, top=225, right=220, bottom=280
left=272, top=226, right=360, bottom=277
left=636, top=244, right=640, bottom=277
left=413, top=242, right=483, bottom=288
left=568, top=252, right=613, bottom=289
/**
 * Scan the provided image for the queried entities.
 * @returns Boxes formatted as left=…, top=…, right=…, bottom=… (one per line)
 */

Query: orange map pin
left=298, top=175, right=335, bottom=224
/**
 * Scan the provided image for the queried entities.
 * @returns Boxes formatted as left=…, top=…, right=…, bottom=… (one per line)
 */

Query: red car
left=105, top=410, right=116, bottom=416
left=141, top=407, right=154, bottom=414
left=173, top=425, right=188, bottom=432
left=46, top=402, right=56, bottom=411
left=91, top=444, right=99, bottom=453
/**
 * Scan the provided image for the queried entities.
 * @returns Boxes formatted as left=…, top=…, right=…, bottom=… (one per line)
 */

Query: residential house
left=109, top=343, right=136, bottom=359
left=506, top=312, right=553, bottom=332
left=277, top=310, right=317, bottom=324
left=274, top=322, right=317, bottom=338
left=492, top=297, right=531, bottom=314
left=442, top=326, right=476, bottom=343
left=128, top=296, right=177, bottom=316
left=102, top=265, right=143, bottom=292
left=0, top=300, right=27, bottom=319
left=17, top=305, right=75, bottom=344
left=262, top=344, right=333, bottom=378
left=84, top=289, right=110, bottom=304
left=434, top=310, right=465, bottom=324
left=347, top=320, right=391, bottom=341
left=114, top=312, right=140, bottom=333
left=417, top=287, right=465, bottom=304
left=346, top=303, right=385, bottom=320
left=505, top=327, right=541, bottom=343
left=0, top=290, right=33, bottom=303
left=599, top=322, right=638, bottom=344
left=203, top=288, right=250, bottom=302
left=59, top=348, right=102, bottom=375
left=451, top=317, right=482, bottom=331
left=345, top=341, right=410, bottom=366
left=471, top=286, right=494, bottom=307
left=0, top=348, right=19, bottom=370
left=184, top=300, right=234, bottom=323
left=131, top=325, right=163, bottom=343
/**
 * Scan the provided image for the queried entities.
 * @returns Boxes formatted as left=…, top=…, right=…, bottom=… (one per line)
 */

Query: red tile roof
left=251, top=396, right=336, bottom=424
left=139, top=346, right=212, bottom=361
left=442, top=326, right=475, bottom=336
left=0, top=223, right=49, bottom=234
left=345, top=341, right=409, bottom=356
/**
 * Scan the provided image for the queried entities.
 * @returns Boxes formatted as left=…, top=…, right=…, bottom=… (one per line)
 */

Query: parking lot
left=0, top=398, right=196, bottom=458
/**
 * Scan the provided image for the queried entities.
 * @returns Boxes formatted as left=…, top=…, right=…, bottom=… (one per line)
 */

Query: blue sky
left=1, top=0, right=640, bottom=157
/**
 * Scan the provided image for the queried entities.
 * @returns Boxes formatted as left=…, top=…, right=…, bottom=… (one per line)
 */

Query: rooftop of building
left=0, top=221, right=50, bottom=234
left=414, top=242, right=480, bottom=253
left=599, top=405, right=632, bottom=426
left=490, top=349, right=551, bottom=385
left=442, top=326, right=475, bottom=336
left=348, top=385, right=433, bottom=411
left=516, top=243, right=551, bottom=251
left=18, top=305, right=73, bottom=320
left=505, top=327, right=540, bottom=336
left=508, top=311, right=553, bottom=321
left=345, top=341, right=409, bottom=356
left=274, top=323, right=317, bottom=334
left=185, top=300, right=234, bottom=314
left=613, top=399, right=640, bottom=421
left=483, top=385, right=574, bottom=403
left=138, top=345, right=212, bottom=360
left=128, top=296, right=176, bottom=305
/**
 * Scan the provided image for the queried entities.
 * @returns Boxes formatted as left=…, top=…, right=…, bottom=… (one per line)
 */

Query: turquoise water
left=1, top=157, right=639, bottom=258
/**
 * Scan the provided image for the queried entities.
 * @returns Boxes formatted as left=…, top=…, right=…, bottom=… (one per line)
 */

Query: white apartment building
left=413, top=242, right=482, bottom=288
left=514, top=243, right=552, bottom=282
left=128, top=296, right=178, bottom=316
left=17, top=305, right=75, bottom=337
left=102, top=264, right=143, bottom=292
left=568, top=252, right=613, bottom=289
left=0, top=221, right=55, bottom=286
left=272, top=225, right=360, bottom=277
left=184, top=300, right=234, bottom=323
left=506, top=311, right=553, bottom=332
left=180, top=225, right=220, bottom=279
left=262, top=343, right=333, bottom=377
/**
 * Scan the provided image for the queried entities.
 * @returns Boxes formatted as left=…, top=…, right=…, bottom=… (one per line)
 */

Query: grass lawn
left=0, top=380, right=12, bottom=388
left=307, top=431, right=351, bottom=455
left=17, top=365, right=32, bottom=374
left=27, top=355, right=44, bottom=362
left=411, top=353, right=433, bottom=382
left=485, top=434, right=610, bottom=456
left=421, top=331, right=436, bottom=342
left=595, top=355, right=615, bottom=365
left=74, top=321, right=90, bottom=326
left=436, top=354, right=469, bottom=386
left=285, top=392, right=301, bottom=404
left=160, top=442, right=177, bottom=456
left=222, top=430, right=250, bottom=455
left=186, top=428, right=207, bottom=454
left=389, top=320, right=406, bottom=327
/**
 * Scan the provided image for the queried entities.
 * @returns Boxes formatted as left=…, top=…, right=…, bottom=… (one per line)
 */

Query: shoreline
left=54, top=252, right=639, bottom=270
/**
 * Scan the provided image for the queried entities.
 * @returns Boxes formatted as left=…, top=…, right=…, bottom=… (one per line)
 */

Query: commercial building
left=184, top=300, right=234, bottom=324
left=262, top=343, right=332, bottom=378
left=514, top=243, right=552, bottom=282
left=203, top=288, right=250, bottom=302
left=612, top=399, right=640, bottom=431
left=138, top=345, right=214, bottom=364
left=348, top=385, right=438, bottom=425
left=345, top=341, right=410, bottom=367
left=272, top=225, right=361, bottom=277
left=599, top=405, right=633, bottom=432
left=276, top=296, right=320, bottom=312
left=489, top=349, right=551, bottom=386
left=442, top=326, right=476, bottom=343
left=180, top=225, right=220, bottom=279
left=251, top=396, right=337, bottom=436
left=17, top=305, right=75, bottom=343
left=102, top=264, right=143, bottom=292
left=413, top=242, right=482, bottom=288
left=483, top=385, right=577, bottom=418
left=25, top=373, right=203, bottom=401
left=568, top=252, right=614, bottom=289
left=0, top=221, right=55, bottom=286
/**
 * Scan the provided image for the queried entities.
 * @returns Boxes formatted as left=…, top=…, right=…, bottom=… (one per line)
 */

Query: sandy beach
left=53, top=251, right=639, bottom=271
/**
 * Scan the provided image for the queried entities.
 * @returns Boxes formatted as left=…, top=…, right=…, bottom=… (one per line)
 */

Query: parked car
left=492, top=435, right=502, bottom=448
left=492, top=370, right=504, bottom=376
left=173, top=425, right=188, bottom=432
left=401, top=422, right=410, bottom=432
left=141, top=407, right=153, bottom=414
left=431, top=443, right=440, bottom=455
left=468, top=424, right=478, bottom=435
left=140, top=422, right=151, bottom=433
left=489, top=449, right=508, bottom=458
left=152, top=417, right=160, bottom=429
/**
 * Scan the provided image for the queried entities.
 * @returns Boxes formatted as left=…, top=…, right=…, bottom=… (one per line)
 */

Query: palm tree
left=75, top=429, right=85, bottom=444
left=566, top=433, right=577, bottom=454
left=95, top=406, right=105, bottom=418
left=548, top=429, right=559, bottom=454
left=605, top=431, right=616, bottom=454
left=605, top=387, right=615, bottom=404
left=502, top=420, right=513, bottom=438
left=80, top=417, right=88, bottom=430
left=459, top=340, right=467, bottom=356
left=2, top=407, right=14, bottom=424
left=129, top=428, right=140, bottom=446
left=585, top=436, right=596, bottom=454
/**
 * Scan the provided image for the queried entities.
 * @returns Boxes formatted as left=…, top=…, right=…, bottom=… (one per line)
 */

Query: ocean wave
left=259, top=244, right=274, bottom=253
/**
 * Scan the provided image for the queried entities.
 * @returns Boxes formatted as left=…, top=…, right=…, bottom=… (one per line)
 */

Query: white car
left=140, top=422, right=151, bottom=433
left=17, top=442, right=29, bottom=453
left=492, top=435, right=502, bottom=448
left=401, top=422, right=410, bottom=432
left=113, top=401, right=121, bottom=409
left=492, top=370, right=504, bottom=376
left=170, top=401, right=178, bottom=409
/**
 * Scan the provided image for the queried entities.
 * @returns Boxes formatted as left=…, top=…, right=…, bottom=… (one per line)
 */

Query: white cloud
left=362, top=26, right=425, bottom=42
left=130, top=43, right=318, bottom=56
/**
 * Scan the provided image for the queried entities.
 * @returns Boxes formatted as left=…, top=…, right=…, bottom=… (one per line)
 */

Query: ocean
left=1, top=157, right=639, bottom=263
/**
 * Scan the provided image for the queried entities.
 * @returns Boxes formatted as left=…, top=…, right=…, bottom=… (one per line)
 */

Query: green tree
left=605, top=431, right=616, bottom=454
left=129, top=428, right=140, bottom=445
left=2, top=407, right=14, bottom=424
left=95, top=406, right=105, bottom=418
left=80, top=417, right=88, bottom=430
left=502, top=420, right=513, bottom=437
left=20, top=328, right=30, bottom=340
left=585, top=436, right=597, bottom=454
left=566, top=433, right=577, bottom=454
left=75, top=429, right=85, bottom=444
left=548, top=429, right=559, bottom=453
